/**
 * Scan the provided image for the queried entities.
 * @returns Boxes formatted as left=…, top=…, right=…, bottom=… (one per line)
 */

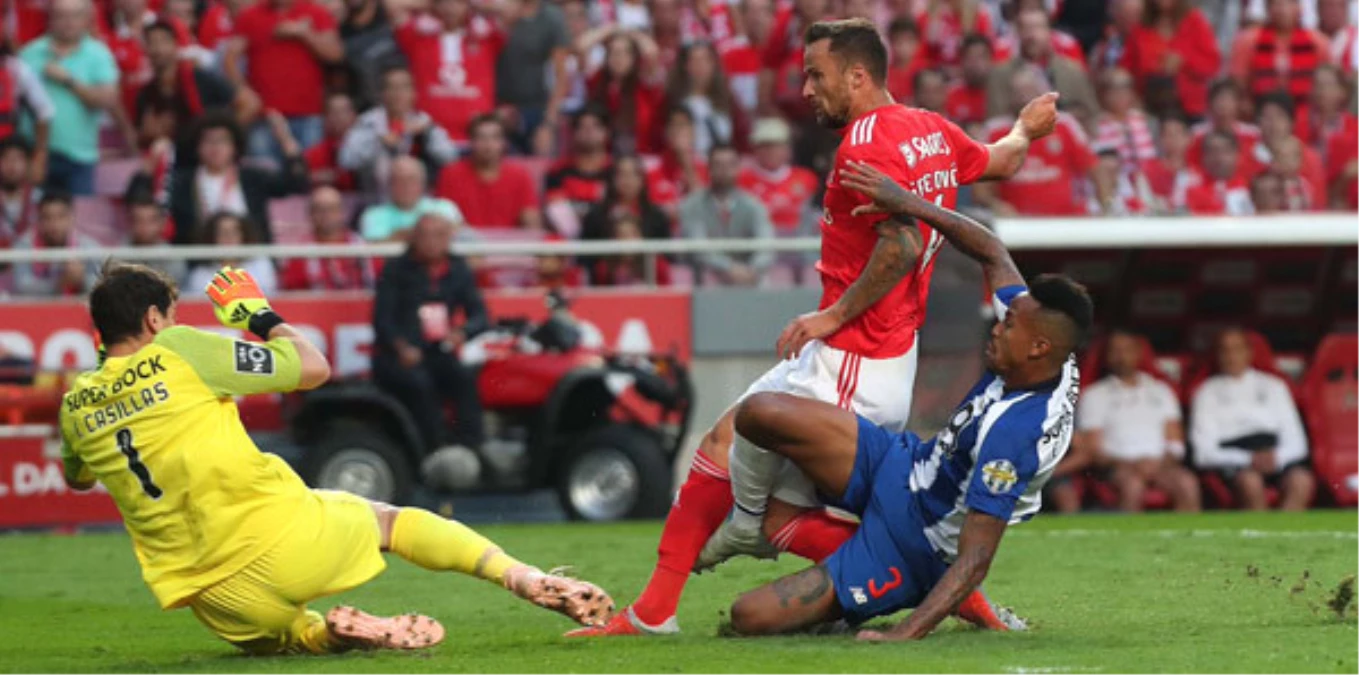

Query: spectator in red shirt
left=944, top=34, right=990, bottom=125
left=136, top=20, right=258, bottom=154
left=224, top=0, right=344, bottom=167
left=1298, top=64, right=1357, bottom=163
left=884, top=17, right=924, bottom=103
left=1231, top=0, right=1332, bottom=106
left=1325, top=118, right=1358, bottom=209
left=759, top=0, right=829, bottom=120
left=392, top=0, right=504, bottom=145
left=664, top=41, right=744, bottom=156
left=590, top=212, right=671, bottom=286
left=1255, top=92, right=1326, bottom=207
left=198, top=0, right=247, bottom=50
left=1121, top=0, right=1220, bottom=120
left=281, top=186, right=379, bottom=290
left=738, top=117, right=816, bottom=235
left=1249, top=170, right=1287, bottom=214
left=103, top=0, right=195, bottom=117
left=304, top=91, right=357, bottom=190
left=976, top=64, right=1101, bottom=216
left=587, top=28, right=665, bottom=156
left=645, top=106, right=707, bottom=218
left=1184, top=130, right=1254, bottom=215
left=915, top=0, right=994, bottom=71
left=338, top=64, right=458, bottom=202
left=911, top=67, right=948, bottom=113
left=1187, top=79, right=1264, bottom=174
left=1141, top=114, right=1196, bottom=213
left=582, top=154, right=670, bottom=243
left=544, top=105, right=612, bottom=237
left=436, top=114, right=543, bottom=230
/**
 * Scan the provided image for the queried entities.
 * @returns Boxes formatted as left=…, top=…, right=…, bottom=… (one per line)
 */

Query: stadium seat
left=93, top=158, right=141, bottom=198
left=1300, top=333, right=1358, bottom=507
left=73, top=196, right=123, bottom=244
left=267, top=196, right=311, bottom=243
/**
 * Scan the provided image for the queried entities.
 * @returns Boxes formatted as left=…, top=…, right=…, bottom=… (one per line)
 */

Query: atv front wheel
left=558, top=426, right=673, bottom=521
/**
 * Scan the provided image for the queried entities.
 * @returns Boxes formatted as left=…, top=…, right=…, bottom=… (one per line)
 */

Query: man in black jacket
left=372, top=212, right=487, bottom=452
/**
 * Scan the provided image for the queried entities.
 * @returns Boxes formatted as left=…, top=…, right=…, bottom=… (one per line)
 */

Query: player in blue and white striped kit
left=723, top=160, right=1092, bottom=641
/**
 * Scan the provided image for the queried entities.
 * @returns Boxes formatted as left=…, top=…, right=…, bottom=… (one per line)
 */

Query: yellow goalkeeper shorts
left=188, top=490, right=387, bottom=653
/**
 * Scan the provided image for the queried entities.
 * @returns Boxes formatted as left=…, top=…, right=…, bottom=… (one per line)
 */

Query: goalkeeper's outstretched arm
left=265, top=322, right=331, bottom=391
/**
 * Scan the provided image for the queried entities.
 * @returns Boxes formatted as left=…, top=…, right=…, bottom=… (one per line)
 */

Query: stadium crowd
left=0, top=0, right=1353, bottom=296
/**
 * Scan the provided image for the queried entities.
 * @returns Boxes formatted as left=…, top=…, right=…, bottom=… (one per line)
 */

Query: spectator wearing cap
left=339, top=64, right=458, bottom=203
left=122, top=194, right=186, bottom=283
left=1190, top=328, right=1315, bottom=511
left=391, top=0, right=504, bottom=146
left=1077, top=329, right=1201, bottom=513
left=0, top=139, right=42, bottom=247
left=977, top=64, right=1102, bottom=216
left=435, top=114, right=543, bottom=230
left=11, top=191, right=99, bottom=297
left=543, top=106, right=612, bottom=238
left=496, top=0, right=572, bottom=152
left=281, top=186, right=379, bottom=291
left=1183, top=130, right=1254, bottom=215
left=1121, top=0, right=1220, bottom=120
left=680, top=143, right=773, bottom=286
left=304, top=92, right=357, bottom=191
left=944, top=34, right=990, bottom=126
left=224, top=0, right=344, bottom=166
left=645, top=106, right=707, bottom=219
left=1230, top=0, right=1331, bottom=106
left=738, top=117, right=817, bottom=236
left=986, top=8, right=1097, bottom=126
left=136, top=20, right=257, bottom=155
left=20, top=0, right=121, bottom=196
left=884, top=17, right=925, bottom=103
left=360, top=155, right=464, bottom=242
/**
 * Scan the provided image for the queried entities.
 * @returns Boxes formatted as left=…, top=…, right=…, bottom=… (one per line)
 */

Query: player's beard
left=814, top=108, right=849, bottom=130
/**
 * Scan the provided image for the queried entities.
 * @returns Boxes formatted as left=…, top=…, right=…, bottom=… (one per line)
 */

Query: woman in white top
left=184, top=212, right=279, bottom=296
left=1190, top=328, right=1316, bottom=510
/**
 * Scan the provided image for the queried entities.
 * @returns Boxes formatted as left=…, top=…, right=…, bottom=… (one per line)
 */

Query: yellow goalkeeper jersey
left=59, top=326, right=311, bottom=609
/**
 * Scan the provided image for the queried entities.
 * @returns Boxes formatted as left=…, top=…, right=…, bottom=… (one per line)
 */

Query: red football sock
left=631, top=452, right=731, bottom=626
left=770, top=509, right=857, bottom=564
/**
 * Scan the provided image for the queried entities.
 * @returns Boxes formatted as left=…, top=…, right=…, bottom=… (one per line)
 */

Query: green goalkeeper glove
left=205, top=267, right=284, bottom=338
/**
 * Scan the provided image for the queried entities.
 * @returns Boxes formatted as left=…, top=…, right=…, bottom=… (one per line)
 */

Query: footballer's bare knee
left=368, top=500, right=401, bottom=550
left=733, top=392, right=795, bottom=449
left=696, top=408, right=738, bottom=470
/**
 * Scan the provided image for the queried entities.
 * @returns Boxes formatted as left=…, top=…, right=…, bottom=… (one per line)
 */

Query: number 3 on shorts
left=116, top=428, right=163, bottom=499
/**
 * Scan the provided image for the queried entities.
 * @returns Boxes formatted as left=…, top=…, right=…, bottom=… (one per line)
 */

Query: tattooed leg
left=729, top=565, right=842, bottom=636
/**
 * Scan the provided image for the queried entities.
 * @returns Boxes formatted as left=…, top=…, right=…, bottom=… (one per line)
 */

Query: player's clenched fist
left=1016, top=91, right=1060, bottom=141
left=206, top=267, right=282, bottom=338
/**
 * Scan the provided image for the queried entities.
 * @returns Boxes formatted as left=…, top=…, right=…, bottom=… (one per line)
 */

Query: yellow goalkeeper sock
left=389, top=508, right=521, bottom=585
left=287, top=610, right=338, bottom=655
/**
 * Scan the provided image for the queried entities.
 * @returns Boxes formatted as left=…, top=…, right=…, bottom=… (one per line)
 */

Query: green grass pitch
left=1, top=511, right=1355, bottom=673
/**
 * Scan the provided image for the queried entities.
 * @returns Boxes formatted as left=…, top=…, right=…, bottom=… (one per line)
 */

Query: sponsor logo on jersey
left=909, top=131, right=952, bottom=162
left=981, top=459, right=1018, bottom=494
left=849, top=586, right=868, bottom=605
left=234, top=342, right=275, bottom=375
left=899, top=141, right=917, bottom=168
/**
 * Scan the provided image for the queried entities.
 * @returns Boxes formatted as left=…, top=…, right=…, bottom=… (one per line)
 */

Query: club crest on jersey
left=898, top=141, right=918, bottom=169
left=981, top=459, right=1018, bottom=494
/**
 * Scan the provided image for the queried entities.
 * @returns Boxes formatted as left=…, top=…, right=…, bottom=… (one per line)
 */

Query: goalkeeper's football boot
left=693, top=519, right=779, bottom=572
left=563, top=606, right=681, bottom=637
left=325, top=606, right=446, bottom=650
left=955, top=588, right=1028, bottom=631
left=506, top=566, right=615, bottom=627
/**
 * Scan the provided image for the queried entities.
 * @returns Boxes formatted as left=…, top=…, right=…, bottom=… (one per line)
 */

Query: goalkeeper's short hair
left=90, top=261, right=179, bottom=345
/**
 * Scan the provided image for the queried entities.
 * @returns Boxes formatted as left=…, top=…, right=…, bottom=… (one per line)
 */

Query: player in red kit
left=568, top=18, right=1057, bottom=638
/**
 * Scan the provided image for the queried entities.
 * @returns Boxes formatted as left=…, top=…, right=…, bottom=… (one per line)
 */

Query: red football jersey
left=198, top=2, right=235, bottom=49
left=944, top=83, right=986, bottom=125
left=738, top=164, right=818, bottom=232
left=820, top=105, right=990, bottom=359
left=984, top=113, right=1096, bottom=215
left=1183, top=173, right=1253, bottom=215
left=395, top=13, right=504, bottom=142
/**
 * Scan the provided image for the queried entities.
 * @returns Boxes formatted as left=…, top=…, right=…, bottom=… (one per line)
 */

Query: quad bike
left=277, top=291, right=694, bottom=521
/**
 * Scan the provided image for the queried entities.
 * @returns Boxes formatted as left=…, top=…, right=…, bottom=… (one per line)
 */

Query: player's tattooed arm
left=840, top=161, right=1023, bottom=290
left=859, top=511, right=1007, bottom=642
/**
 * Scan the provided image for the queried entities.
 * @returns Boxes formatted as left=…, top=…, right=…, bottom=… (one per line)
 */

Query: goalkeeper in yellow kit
left=59, top=262, right=615, bottom=655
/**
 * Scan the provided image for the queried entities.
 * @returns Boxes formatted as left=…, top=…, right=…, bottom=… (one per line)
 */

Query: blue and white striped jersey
left=906, top=294, right=1080, bottom=561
